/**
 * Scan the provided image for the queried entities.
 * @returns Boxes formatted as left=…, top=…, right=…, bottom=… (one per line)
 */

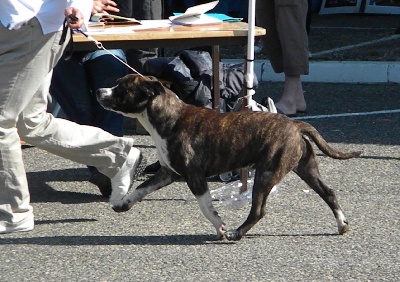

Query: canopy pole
left=240, top=0, right=257, bottom=194
left=245, top=0, right=256, bottom=105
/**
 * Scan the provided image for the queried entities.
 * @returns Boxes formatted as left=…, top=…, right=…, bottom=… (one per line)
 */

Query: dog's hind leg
left=294, top=139, right=349, bottom=235
left=113, top=166, right=180, bottom=212
left=225, top=170, right=283, bottom=241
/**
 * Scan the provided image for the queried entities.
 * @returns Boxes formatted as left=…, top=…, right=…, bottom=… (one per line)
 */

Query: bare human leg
left=275, top=75, right=307, bottom=116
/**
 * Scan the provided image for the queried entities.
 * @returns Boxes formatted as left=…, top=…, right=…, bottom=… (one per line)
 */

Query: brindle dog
left=97, top=74, right=361, bottom=241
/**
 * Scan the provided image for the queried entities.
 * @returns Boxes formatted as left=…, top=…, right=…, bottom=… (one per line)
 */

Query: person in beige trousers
left=0, top=0, right=145, bottom=234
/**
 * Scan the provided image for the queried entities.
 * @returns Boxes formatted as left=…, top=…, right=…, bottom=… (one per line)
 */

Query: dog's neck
left=136, top=91, right=182, bottom=137
left=137, top=110, right=156, bottom=135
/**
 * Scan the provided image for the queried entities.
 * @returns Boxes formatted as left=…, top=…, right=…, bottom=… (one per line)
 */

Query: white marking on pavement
left=293, top=109, right=400, bottom=120
left=311, top=34, right=400, bottom=58
left=312, top=26, right=397, bottom=31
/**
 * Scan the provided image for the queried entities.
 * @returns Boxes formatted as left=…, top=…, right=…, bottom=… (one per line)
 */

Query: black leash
left=59, top=16, right=77, bottom=60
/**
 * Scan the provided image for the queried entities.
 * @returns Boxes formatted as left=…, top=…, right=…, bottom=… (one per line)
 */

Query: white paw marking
left=196, top=193, right=225, bottom=237
left=335, top=209, right=349, bottom=234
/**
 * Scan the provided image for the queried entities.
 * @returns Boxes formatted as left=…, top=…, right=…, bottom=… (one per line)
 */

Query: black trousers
left=116, top=0, right=163, bottom=72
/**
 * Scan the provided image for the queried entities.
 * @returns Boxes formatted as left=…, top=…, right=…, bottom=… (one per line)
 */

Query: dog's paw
left=216, top=224, right=227, bottom=240
left=224, top=229, right=242, bottom=241
left=112, top=190, right=145, bottom=212
left=109, top=193, right=125, bottom=207
left=338, top=222, right=349, bottom=235
left=112, top=202, right=131, bottom=213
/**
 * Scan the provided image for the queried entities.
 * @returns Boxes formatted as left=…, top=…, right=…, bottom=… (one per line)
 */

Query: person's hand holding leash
left=64, top=7, right=85, bottom=29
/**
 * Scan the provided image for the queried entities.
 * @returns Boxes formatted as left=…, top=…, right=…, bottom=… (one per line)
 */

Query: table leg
left=240, top=47, right=249, bottom=193
left=211, top=45, right=220, bottom=112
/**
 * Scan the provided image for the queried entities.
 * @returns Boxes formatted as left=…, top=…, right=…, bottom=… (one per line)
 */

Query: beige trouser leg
left=0, top=18, right=132, bottom=225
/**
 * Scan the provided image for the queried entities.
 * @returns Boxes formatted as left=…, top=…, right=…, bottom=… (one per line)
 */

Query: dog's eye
left=114, top=86, right=127, bottom=102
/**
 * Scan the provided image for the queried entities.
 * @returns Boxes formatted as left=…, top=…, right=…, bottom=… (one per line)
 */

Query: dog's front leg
left=188, top=178, right=226, bottom=240
left=195, top=192, right=227, bottom=240
left=113, top=166, right=179, bottom=212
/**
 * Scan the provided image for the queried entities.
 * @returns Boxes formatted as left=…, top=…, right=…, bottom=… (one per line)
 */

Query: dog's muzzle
left=96, top=87, right=112, bottom=99
left=96, top=88, right=114, bottom=109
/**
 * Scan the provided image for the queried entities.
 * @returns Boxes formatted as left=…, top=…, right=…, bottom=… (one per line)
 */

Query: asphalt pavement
left=1, top=14, right=400, bottom=282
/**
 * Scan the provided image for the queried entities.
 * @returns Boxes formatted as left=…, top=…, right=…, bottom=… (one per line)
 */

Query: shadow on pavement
left=27, top=168, right=106, bottom=204
left=0, top=232, right=340, bottom=246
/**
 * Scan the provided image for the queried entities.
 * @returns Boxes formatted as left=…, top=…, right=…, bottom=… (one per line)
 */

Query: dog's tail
left=297, top=121, right=362, bottom=159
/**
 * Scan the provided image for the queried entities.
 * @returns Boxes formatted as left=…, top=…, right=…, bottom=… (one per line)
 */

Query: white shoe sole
left=0, top=219, right=34, bottom=234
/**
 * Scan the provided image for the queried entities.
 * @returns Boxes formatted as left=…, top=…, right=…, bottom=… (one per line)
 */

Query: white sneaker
left=110, top=148, right=146, bottom=206
left=0, top=217, right=34, bottom=234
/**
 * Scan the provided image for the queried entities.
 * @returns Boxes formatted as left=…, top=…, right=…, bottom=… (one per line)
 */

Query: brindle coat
left=97, top=74, right=361, bottom=241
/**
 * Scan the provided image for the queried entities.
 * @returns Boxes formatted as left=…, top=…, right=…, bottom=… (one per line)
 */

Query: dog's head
left=96, top=74, right=166, bottom=117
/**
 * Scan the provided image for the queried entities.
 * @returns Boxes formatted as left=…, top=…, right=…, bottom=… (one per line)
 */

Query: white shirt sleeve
left=0, top=0, right=93, bottom=34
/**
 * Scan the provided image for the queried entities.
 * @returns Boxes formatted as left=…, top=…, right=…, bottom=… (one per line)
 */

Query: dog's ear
left=117, top=74, right=135, bottom=84
left=141, top=78, right=166, bottom=97
left=146, top=76, right=159, bottom=82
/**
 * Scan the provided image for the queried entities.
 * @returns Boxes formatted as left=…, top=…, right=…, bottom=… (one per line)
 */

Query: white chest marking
left=137, top=111, right=179, bottom=175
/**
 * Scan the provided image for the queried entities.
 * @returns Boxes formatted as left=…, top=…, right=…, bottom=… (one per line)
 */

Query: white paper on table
left=131, top=20, right=173, bottom=30
left=169, top=1, right=221, bottom=26
left=84, top=20, right=173, bottom=35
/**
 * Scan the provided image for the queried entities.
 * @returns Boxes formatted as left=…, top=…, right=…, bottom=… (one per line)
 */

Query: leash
left=74, top=29, right=144, bottom=78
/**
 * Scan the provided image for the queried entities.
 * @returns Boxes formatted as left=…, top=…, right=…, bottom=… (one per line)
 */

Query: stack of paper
left=169, top=1, right=222, bottom=26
